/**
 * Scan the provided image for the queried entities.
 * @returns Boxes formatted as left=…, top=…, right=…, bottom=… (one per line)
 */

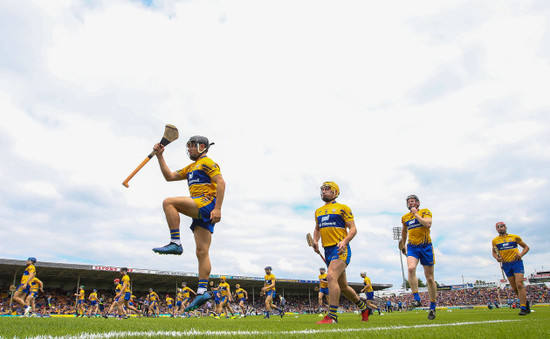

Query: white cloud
left=1, top=0, right=549, bottom=290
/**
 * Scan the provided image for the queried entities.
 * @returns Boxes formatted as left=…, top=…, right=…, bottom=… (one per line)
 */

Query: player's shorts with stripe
left=366, top=292, right=374, bottom=300
left=266, top=290, right=276, bottom=298
left=183, top=297, right=190, bottom=304
left=239, top=297, right=246, bottom=303
left=219, top=296, right=227, bottom=304
left=324, top=243, right=352, bottom=266
left=29, top=291, right=38, bottom=298
left=16, top=284, right=30, bottom=294
left=319, top=287, right=329, bottom=295
left=502, top=260, right=524, bottom=277
left=407, top=243, right=435, bottom=266
left=190, top=196, right=216, bottom=233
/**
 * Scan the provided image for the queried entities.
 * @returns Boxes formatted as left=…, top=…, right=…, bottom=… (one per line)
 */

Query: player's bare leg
left=407, top=256, right=422, bottom=307
left=154, top=197, right=199, bottom=255
left=423, top=265, right=437, bottom=319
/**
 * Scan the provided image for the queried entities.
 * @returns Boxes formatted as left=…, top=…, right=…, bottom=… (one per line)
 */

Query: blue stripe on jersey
left=317, top=214, right=346, bottom=229
left=496, top=241, right=518, bottom=251
left=187, top=170, right=212, bottom=186
left=405, top=218, right=422, bottom=229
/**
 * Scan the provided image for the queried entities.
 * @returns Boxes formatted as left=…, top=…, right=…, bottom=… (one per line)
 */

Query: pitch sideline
left=26, top=319, right=522, bottom=338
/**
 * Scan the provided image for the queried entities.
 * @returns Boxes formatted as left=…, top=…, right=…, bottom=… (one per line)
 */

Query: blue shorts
left=266, top=290, right=276, bottom=298
left=114, top=297, right=120, bottom=302
left=183, top=297, right=190, bottom=303
left=77, top=300, right=84, bottom=304
left=366, top=292, right=374, bottom=300
left=16, top=284, right=30, bottom=294
left=190, top=196, right=216, bottom=234
left=168, top=305, right=173, bottom=309
left=324, top=244, right=351, bottom=266
left=124, top=292, right=131, bottom=301
left=502, top=260, right=524, bottom=278
left=29, top=291, right=38, bottom=298
left=91, top=301, right=98, bottom=306
left=407, top=243, right=435, bottom=266
left=176, top=301, right=182, bottom=307
left=239, top=298, right=246, bottom=303
left=319, top=288, right=329, bottom=295
left=220, top=296, right=227, bottom=304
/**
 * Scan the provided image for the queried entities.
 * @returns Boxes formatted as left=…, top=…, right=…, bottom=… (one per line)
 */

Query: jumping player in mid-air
left=13, top=257, right=36, bottom=316
left=152, top=135, right=226, bottom=312
left=311, top=181, right=369, bottom=324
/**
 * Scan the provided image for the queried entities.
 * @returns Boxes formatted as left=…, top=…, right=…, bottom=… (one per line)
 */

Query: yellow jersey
left=402, top=208, right=432, bottom=245
left=264, top=273, right=276, bottom=291
left=182, top=287, right=193, bottom=298
left=21, top=264, right=36, bottom=284
left=363, top=276, right=373, bottom=292
left=218, top=282, right=230, bottom=297
left=78, top=288, right=85, bottom=300
left=29, top=277, right=42, bottom=292
left=148, top=292, right=159, bottom=302
left=319, top=273, right=328, bottom=289
left=235, top=288, right=246, bottom=299
left=177, top=155, right=221, bottom=198
left=89, top=292, right=98, bottom=301
left=316, top=201, right=354, bottom=247
left=166, top=297, right=174, bottom=305
left=176, top=291, right=184, bottom=301
left=492, top=234, right=523, bottom=263
left=115, top=283, right=122, bottom=295
left=122, top=275, right=131, bottom=293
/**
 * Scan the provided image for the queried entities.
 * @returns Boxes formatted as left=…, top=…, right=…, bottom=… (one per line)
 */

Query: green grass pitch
left=1, top=307, right=549, bottom=338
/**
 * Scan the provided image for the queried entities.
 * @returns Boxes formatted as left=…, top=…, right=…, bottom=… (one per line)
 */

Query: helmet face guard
left=187, top=135, right=215, bottom=159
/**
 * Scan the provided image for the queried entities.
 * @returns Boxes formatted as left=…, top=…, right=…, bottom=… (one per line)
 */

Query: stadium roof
left=0, top=258, right=392, bottom=295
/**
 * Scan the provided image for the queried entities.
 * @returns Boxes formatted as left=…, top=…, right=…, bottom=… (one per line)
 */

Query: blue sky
left=1, top=0, right=549, bottom=289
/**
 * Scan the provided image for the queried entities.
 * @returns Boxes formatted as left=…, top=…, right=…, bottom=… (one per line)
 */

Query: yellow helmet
left=321, top=181, right=340, bottom=199
left=221, top=276, right=227, bottom=281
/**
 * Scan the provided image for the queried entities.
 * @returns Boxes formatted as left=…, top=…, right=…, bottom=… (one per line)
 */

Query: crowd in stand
left=1, top=284, right=548, bottom=316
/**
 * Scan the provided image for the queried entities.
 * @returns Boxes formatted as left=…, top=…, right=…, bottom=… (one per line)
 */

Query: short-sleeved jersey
left=29, top=277, right=41, bottom=292
left=492, top=234, right=523, bottom=263
left=264, top=273, right=276, bottom=291
left=115, top=284, right=122, bottom=295
left=315, top=201, right=354, bottom=247
left=218, top=282, right=230, bottom=297
left=89, top=292, right=98, bottom=301
left=21, top=264, right=36, bottom=284
left=122, top=275, right=131, bottom=293
left=402, top=208, right=432, bottom=245
left=78, top=288, right=85, bottom=300
left=176, top=291, right=184, bottom=301
left=148, top=292, right=159, bottom=302
left=319, top=273, right=328, bottom=289
left=235, top=288, right=246, bottom=299
left=177, top=155, right=221, bottom=198
left=182, top=287, right=193, bottom=298
left=166, top=297, right=174, bottom=305
left=363, top=277, right=373, bottom=292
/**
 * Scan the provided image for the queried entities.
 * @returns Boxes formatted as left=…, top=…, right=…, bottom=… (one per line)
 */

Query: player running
left=87, top=289, right=100, bottom=317
left=147, top=288, right=160, bottom=317
left=152, top=135, right=226, bottom=313
left=25, top=276, right=43, bottom=317
left=74, top=285, right=86, bottom=317
left=318, top=267, right=329, bottom=314
left=492, top=221, right=531, bottom=315
left=234, top=284, right=248, bottom=317
left=360, top=271, right=378, bottom=311
left=181, top=282, right=196, bottom=315
left=103, top=279, right=123, bottom=318
left=13, top=257, right=36, bottom=316
left=165, top=294, right=174, bottom=317
left=262, top=266, right=284, bottom=319
left=215, top=276, right=237, bottom=319
left=115, top=267, right=140, bottom=319
left=399, top=194, right=437, bottom=320
left=311, top=181, right=369, bottom=324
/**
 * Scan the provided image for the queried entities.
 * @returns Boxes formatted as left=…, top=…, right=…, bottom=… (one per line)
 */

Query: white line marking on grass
left=25, top=319, right=521, bottom=339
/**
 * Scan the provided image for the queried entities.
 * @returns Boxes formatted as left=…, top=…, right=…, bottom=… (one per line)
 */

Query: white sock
left=171, top=239, right=181, bottom=246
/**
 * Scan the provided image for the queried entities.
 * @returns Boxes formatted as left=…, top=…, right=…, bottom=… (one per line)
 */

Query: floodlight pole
left=393, top=226, right=408, bottom=291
